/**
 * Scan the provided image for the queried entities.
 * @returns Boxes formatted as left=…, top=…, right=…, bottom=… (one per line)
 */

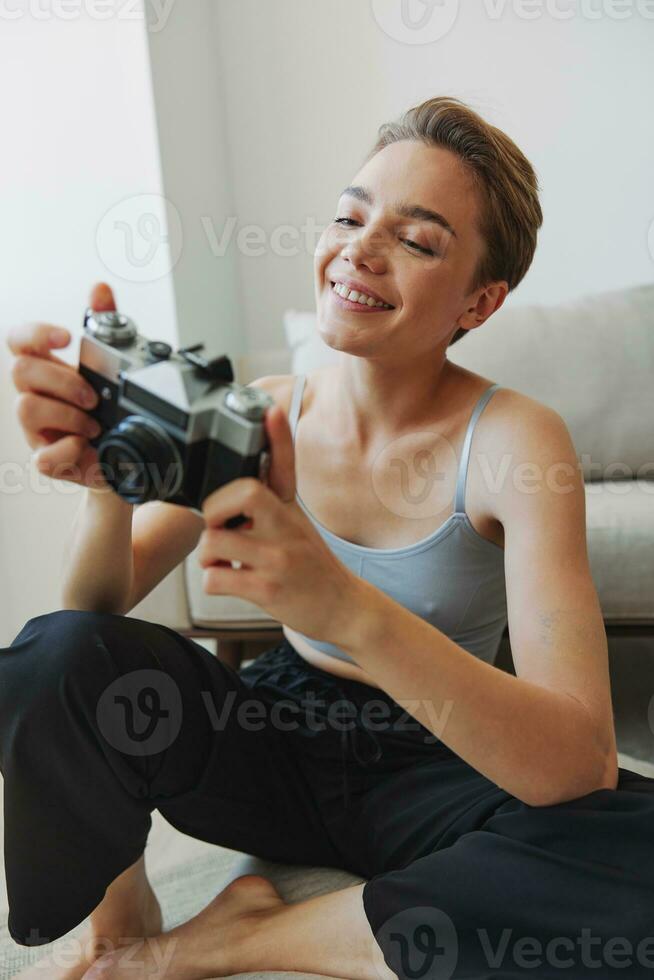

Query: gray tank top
left=288, top=374, right=507, bottom=665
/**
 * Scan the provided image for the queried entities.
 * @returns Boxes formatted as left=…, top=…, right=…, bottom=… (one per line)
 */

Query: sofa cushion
left=586, top=480, right=654, bottom=621
left=284, top=284, right=654, bottom=481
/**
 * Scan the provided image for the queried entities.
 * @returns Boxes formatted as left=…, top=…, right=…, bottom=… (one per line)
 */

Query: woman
left=3, top=97, right=653, bottom=980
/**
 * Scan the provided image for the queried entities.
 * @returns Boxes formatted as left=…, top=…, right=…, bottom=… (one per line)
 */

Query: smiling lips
left=329, top=280, right=394, bottom=313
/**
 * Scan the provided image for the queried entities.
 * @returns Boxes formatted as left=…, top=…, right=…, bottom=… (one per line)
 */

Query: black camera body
left=78, top=309, right=273, bottom=519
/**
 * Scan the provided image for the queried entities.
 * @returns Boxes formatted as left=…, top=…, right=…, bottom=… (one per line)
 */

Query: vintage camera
left=78, top=308, right=273, bottom=524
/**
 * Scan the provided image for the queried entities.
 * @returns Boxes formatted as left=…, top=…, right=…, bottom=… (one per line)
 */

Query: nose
left=341, top=223, right=390, bottom=273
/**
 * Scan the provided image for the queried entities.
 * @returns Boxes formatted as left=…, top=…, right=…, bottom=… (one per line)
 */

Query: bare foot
left=15, top=885, right=162, bottom=980
left=82, top=875, right=284, bottom=980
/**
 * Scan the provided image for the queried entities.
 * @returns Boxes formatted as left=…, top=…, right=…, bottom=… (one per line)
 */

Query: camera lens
left=97, top=416, right=183, bottom=503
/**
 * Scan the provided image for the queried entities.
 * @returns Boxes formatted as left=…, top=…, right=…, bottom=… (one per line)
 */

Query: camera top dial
left=83, top=309, right=138, bottom=348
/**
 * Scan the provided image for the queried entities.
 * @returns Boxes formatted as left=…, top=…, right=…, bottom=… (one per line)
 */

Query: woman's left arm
left=344, top=404, right=619, bottom=807
left=199, top=402, right=619, bottom=808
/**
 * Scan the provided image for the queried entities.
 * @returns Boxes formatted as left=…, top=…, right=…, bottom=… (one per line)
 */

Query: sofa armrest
left=183, top=542, right=281, bottom=631
left=127, top=563, right=193, bottom=631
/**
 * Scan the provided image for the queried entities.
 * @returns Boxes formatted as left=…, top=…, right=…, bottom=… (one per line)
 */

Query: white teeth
left=331, top=282, right=392, bottom=309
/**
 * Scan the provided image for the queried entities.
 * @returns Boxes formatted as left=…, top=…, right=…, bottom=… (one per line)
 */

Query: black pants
left=1, top=610, right=654, bottom=979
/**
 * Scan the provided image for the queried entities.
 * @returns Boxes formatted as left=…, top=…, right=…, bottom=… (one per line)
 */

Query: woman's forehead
left=347, top=144, right=479, bottom=227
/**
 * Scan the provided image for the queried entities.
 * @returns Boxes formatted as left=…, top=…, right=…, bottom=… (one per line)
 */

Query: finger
left=265, top=403, right=296, bottom=503
left=201, top=478, right=281, bottom=537
left=15, top=392, right=101, bottom=441
left=89, top=282, right=117, bottom=312
left=33, top=434, right=87, bottom=477
left=23, top=426, right=64, bottom=451
left=6, top=322, right=72, bottom=358
left=198, top=526, right=269, bottom=571
left=202, top=565, right=263, bottom=604
left=11, top=355, right=98, bottom=410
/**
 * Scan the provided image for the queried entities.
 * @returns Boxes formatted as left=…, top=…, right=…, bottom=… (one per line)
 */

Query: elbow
left=60, top=594, right=130, bottom=616
left=524, top=749, right=619, bottom=808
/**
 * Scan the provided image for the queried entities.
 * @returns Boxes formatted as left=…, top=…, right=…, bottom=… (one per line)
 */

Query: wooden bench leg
left=216, top=639, right=244, bottom=671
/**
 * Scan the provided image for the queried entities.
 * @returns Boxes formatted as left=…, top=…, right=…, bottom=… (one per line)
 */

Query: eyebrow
left=339, top=185, right=457, bottom=238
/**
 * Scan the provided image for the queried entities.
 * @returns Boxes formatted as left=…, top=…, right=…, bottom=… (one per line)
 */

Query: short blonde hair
left=366, top=97, right=543, bottom=345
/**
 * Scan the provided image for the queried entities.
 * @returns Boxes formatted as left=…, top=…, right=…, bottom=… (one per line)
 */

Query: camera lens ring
left=98, top=415, right=184, bottom=503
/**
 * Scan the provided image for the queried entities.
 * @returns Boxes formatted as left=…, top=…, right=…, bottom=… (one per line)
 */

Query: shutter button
left=145, top=341, right=172, bottom=361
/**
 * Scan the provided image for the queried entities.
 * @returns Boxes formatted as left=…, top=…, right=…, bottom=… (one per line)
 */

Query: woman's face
left=314, top=139, right=489, bottom=361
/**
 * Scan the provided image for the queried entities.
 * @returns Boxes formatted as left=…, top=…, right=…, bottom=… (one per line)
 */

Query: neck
left=327, top=350, right=458, bottom=451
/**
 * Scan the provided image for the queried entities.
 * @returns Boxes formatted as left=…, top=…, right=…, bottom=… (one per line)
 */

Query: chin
left=317, top=319, right=380, bottom=358
left=317, top=313, right=353, bottom=348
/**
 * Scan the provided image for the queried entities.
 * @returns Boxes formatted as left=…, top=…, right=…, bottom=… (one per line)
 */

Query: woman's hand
left=6, top=283, right=116, bottom=491
left=198, top=403, right=362, bottom=646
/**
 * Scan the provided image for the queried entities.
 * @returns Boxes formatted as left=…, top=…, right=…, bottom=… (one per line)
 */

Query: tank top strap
left=288, top=374, right=307, bottom=445
left=454, top=383, right=502, bottom=515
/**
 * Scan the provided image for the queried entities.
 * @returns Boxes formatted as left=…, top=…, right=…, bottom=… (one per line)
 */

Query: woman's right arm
left=7, top=285, right=205, bottom=616
left=7, top=287, right=288, bottom=616
left=61, top=491, right=205, bottom=615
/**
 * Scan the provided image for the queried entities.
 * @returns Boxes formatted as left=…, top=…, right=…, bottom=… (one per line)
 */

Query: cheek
left=316, top=226, right=338, bottom=265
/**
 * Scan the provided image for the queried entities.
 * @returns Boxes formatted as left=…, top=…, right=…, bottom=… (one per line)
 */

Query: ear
left=455, top=281, right=509, bottom=334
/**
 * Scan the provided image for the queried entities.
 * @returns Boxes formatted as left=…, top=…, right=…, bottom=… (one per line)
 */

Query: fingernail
left=87, top=420, right=102, bottom=438
left=49, top=328, right=67, bottom=345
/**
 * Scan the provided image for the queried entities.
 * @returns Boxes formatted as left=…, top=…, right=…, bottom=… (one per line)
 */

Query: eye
left=402, top=238, right=437, bottom=257
left=332, top=217, right=438, bottom=258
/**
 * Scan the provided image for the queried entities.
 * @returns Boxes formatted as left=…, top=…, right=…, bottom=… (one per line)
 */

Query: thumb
left=89, top=282, right=117, bottom=312
left=264, top=404, right=296, bottom=503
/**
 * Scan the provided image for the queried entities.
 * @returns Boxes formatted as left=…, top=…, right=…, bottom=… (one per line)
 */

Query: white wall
left=211, top=0, right=654, bottom=350
left=145, top=0, right=245, bottom=356
left=0, top=10, right=176, bottom=644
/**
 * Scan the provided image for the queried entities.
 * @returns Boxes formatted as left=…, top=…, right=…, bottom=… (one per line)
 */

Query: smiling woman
left=3, top=95, right=654, bottom=980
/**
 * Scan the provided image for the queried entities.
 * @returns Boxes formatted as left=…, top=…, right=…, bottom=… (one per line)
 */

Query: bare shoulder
left=247, top=373, right=296, bottom=416
left=472, top=381, right=581, bottom=525
left=247, top=367, right=334, bottom=417
left=483, top=384, right=575, bottom=455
